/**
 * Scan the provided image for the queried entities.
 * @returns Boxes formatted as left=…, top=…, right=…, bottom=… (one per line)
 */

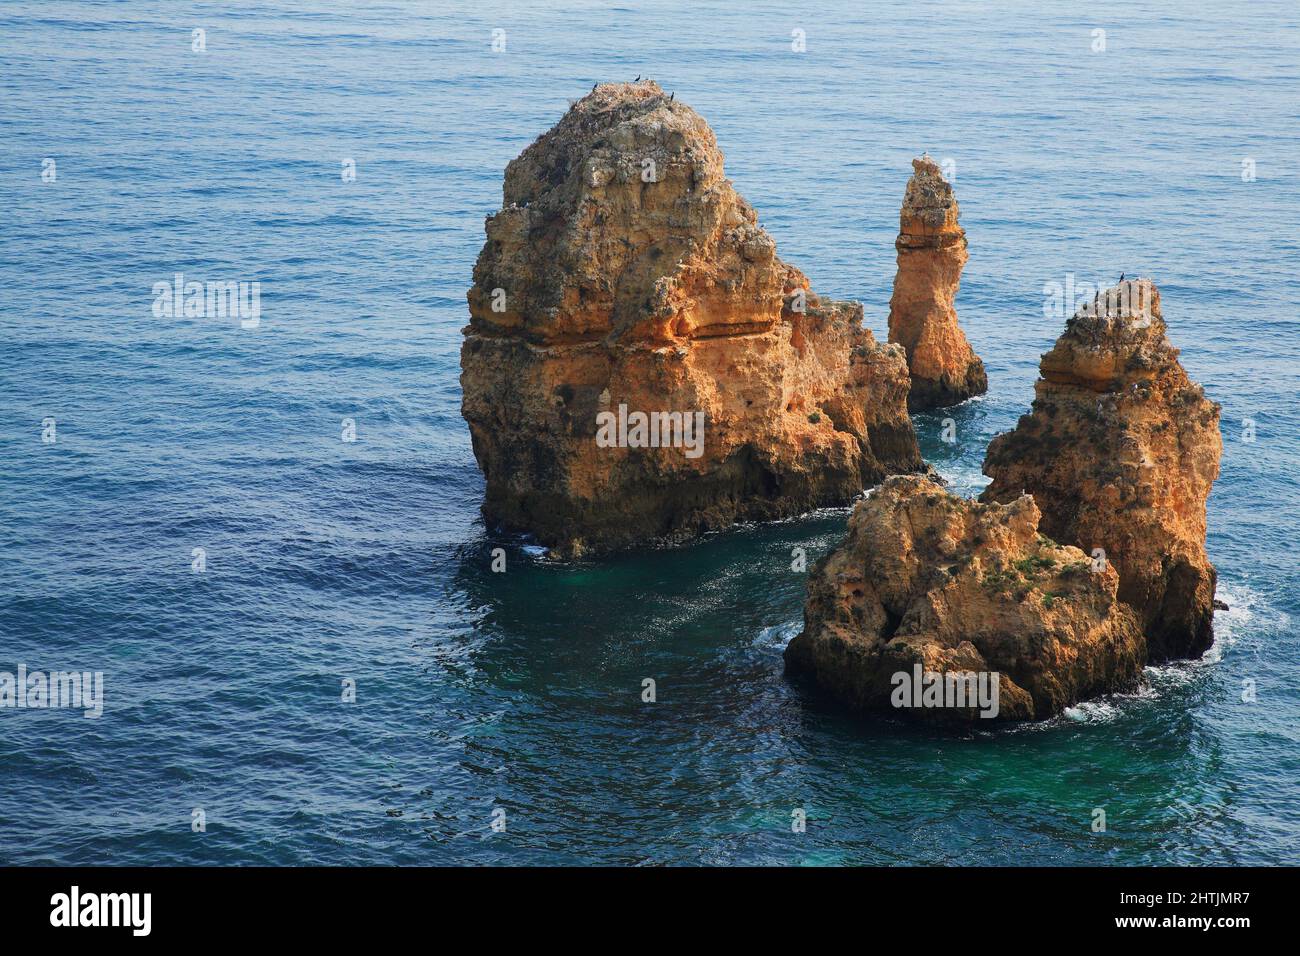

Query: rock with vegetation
left=784, top=475, right=1146, bottom=723
left=981, top=280, right=1222, bottom=660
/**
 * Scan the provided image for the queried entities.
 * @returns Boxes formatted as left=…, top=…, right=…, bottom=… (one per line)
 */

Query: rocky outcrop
left=461, top=81, right=922, bottom=555
left=887, top=156, right=987, bottom=410
left=783, top=475, right=1146, bottom=723
left=981, top=280, right=1222, bottom=660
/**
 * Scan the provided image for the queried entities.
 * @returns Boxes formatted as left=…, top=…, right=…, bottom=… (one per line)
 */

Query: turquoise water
left=1, top=0, right=1297, bottom=864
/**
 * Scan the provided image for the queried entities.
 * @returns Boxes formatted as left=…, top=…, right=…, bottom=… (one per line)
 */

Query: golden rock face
left=981, top=280, right=1223, bottom=660
left=784, top=474, right=1147, bottom=723
left=461, top=82, right=922, bottom=555
left=887, top=156, right=988, bottom=410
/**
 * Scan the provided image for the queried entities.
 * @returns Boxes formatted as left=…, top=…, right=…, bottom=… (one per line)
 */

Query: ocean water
left=1, top=0, right=1298, bottom=865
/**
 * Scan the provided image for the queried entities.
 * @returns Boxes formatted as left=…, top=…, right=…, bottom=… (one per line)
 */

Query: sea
left=1, top=0, right=1297, bottom=865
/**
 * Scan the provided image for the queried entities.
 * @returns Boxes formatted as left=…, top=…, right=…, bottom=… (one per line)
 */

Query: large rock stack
left=981, top=280, right=1222, bottom=660
left=462, top=82, right=922, bottom=555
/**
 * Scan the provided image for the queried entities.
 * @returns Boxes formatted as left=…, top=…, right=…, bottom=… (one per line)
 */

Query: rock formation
left=461, top=81, right=922, bottom=555
left=981, top=280, right=1222, bottom=660
left=784, top=475, right=1146, bottom=723
left=887, top=156, right=987, bottom=410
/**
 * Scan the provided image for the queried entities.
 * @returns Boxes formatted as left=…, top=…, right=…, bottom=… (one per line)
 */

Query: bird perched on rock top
left=669, top=92, right=674, bottom=101
left=1119, top=272, right=1125, bottom=282
left=634, top=75, right=640, bottom=81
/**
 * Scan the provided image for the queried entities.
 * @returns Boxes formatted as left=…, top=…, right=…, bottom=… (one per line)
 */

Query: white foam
left=757, top=619, right=801, bottom=650
left=1203, top=580, right=1284, bottom=663
left=1139, top=580, right=1282, bottom=672
left=931, top=465, right=991, bottom=498
left=1145, top=661, right=1197, bottom=686
left=1049, top=580, right=1281, bottom=723
left=1063, top=699, right=1121, bottom=723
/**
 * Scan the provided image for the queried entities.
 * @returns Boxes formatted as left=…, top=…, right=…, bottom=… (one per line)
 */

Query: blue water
left=2, top=0, right=1298, bottom=865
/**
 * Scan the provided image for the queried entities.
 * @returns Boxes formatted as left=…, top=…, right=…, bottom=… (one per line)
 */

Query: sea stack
left=461, top=81, right=923, bottom=555
left=783, top=475, right=1146, bottom=723
left=981, top=280, right=1222, bottom=660
left=887, top=156, right=987, bottom=410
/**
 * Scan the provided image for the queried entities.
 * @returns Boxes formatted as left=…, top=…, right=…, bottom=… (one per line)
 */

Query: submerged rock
left=783, top=475, right=1146, bottom=723
left=887, top=156, right=987, bottom=410
left=461, top=81, right=922, bottom=555
left=981, top=280, right=1222, bottom=660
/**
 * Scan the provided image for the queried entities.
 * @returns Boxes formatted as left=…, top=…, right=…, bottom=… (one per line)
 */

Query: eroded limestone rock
left=887, top=156, right=987, bottom=410
left=784, top=475, right=1146, bottom=722
left=461, top=81, right=922, bottom=554
left=981, top=280, right=1222, bottom=660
